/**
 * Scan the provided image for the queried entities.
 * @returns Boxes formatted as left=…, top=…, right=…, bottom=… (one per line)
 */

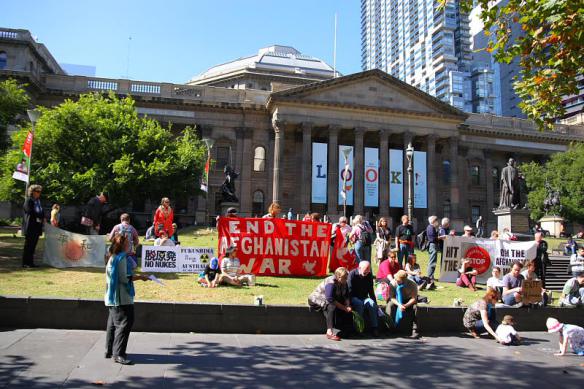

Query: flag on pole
left=200, top=157, right=210, bottom=192
left=12, top=130, right=33, bottom=183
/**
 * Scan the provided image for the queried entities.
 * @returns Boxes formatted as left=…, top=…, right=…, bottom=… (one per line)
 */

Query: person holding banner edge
left=22, top=184, right=44, bottom=268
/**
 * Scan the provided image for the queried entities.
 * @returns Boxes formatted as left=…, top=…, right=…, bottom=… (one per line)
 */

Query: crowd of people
left=17, top=189, right=584, bottom=360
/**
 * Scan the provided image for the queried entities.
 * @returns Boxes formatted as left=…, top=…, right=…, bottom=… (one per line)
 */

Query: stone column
left=427, top=134, right=437, bottom=216
left=402, top=132, right=413, bottom=217
left=354, top=127, right=365, bottom=215
left=327, top=125, right=340, bottom=215
left=379, top=129, right=390, bottom=217
left=301, top=122, right=312, bottom=213
left=449, top=136, right=460, bottom=220
left=485, top=151, right=494, bottom=228
left=236, top=127, right=253, bottom=216
left=272, top=120, right=285, bottom=204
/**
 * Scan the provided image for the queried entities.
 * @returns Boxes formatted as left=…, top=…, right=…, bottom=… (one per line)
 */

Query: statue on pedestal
left=543, top=181, right=562, bottom=215
left=499, top=158, right=520, bottom=209
left=220, top=165, right=239, bottom=203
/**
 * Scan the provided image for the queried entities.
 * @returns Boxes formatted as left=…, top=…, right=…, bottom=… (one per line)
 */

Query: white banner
left=364, top=147, right=379, bottom=207
left=338, top=145, right=354, bottom=206
left=43, top=225, right=106, bottom=268
left=439, top=236, right=538, bottom=283
left=141, top=246, right=215, bottom=273
left=311, top=142, right=328, bottom=204
left=414, top=151, right=427, bottom=209
left=389, top=149, right=403, bottom=208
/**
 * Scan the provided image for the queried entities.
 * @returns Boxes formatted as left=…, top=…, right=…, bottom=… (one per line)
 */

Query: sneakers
left=426, top=281, right=437, bottom=290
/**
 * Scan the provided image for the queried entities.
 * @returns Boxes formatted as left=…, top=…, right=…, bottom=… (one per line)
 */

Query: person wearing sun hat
left=199, top=257, right=221, bottom=288
left=546, top=317, right=584, bottom=356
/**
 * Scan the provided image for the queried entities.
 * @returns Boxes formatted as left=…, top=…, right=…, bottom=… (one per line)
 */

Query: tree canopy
left=521, top=143, right=584, bottom=223
left=0, top=79, right=30, bottom=153
left=445, top=0, right=584, bottom=129
left=0, top=92, right=207, bottom=208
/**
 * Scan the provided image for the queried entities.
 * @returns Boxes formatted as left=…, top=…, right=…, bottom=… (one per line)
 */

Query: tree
left=444, top=0, right=584, bottom=129
left=521, top=143, right=584, bottom=223
left=0, top=92, right=207, bottom=208
left=0, top=79, right=30, bottom=153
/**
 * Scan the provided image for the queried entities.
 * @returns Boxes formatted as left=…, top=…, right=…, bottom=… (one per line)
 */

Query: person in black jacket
left=82, top=192, right=108, bottom=235
left=22, top=184, right=45, bottom=268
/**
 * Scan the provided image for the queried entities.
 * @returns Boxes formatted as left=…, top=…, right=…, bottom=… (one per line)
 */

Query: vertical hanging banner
left=364, top=147, right=379, bottom=207
left=338, top=146, right=354, bottom=206
left=414, top=151, right=427, bottom=208
left=311, top=142, right=328, bottom=204
left=200, top=157, right=210, bottom=192
left=389, top=149, right=403, bottom=208
left=12, top=131, right=33, bottom=183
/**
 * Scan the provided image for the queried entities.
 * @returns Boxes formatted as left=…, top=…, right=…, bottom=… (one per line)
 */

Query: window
left=253, top=146, right=266, bottom=172
left=216, top=146, right=230, bottom=170
left=252, top=190, right=264, bottom=217
left=443, top=199, right=451, bottom=219
left=442, top=160, right=451, bottom=184
left=470, top=165, right=480, bottom=186
left=492, top=167, right=499, bottom=193
left=0, top=52, right=7, bottom=70
left=471, top=206, right=481, bottom=224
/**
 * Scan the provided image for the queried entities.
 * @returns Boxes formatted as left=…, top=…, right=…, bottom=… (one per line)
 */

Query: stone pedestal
left=220, top=202, right=240, bottom=217
left=493, top=208, right=530, bottom=234
left=539, top=215, right=565, bottom=238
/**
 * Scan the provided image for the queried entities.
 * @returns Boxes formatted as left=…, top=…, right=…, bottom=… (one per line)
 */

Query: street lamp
left=341, top=147, right=352, bottom=218
left=25, top=109, right=41, bottom=195
left=202, top=138, right=214, bottom=227
left=406, top=142, right=414, bottom=222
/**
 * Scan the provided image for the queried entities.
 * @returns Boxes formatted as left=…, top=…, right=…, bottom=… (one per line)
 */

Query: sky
left=1, top=0, right=362, bottom=84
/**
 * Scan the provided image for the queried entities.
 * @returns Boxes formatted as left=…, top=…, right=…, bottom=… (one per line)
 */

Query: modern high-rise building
left=361, top=0, right=496, bottom=114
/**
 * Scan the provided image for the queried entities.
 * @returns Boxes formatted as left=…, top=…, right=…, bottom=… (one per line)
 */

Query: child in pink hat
left=546, top=317, right=584, bottom=356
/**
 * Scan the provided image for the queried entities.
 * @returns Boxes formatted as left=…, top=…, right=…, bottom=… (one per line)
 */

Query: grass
left=0, top=226, right=561, bottom=307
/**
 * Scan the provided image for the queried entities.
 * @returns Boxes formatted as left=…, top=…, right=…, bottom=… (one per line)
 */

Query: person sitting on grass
left=521, top=259, right=550, bottom=306
left=502, top=261, right=524, bottom=307
left=198, top=257, right=220, bottom=288
left=456, top=258, right=478, bottom=292
left=569, top=247, right=584, bottom=277
left=154, top=230, right=175, bottom=247
left=385, top=270, right=420, bottom=338
left=404, top=254, right=432, bottom=291
left=486, top=266, right=504, bottom=301
left=219, top=246, right=255, bottom=287
left=463, top=288, right=500, bottom=342
left=308, top=267, right=353, bottom=341
left=171, top=223, right=180, bottom=245
left=546, top=317, right=584, bottom=356
left=496, top=315, right=521, bottom=346
left=559, top=272, right=584, bottom=307
left=348, top=261, right=379, bottom=337
left=377, top=251, right=402, bottom=283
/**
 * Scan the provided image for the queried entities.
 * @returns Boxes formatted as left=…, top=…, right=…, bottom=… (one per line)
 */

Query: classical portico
left=266, top=70, right=466, bottom=227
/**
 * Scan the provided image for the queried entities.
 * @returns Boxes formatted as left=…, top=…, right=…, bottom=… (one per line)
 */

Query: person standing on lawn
left=426, top=215, right=439, bottom=289
left=22, top=184, right=44, bottom=268
left=395, top=215, right=414, bottom=267
left=108, top=213, right=140, bottom=269
left=82, top=192, right=108, bottom=235
left=153, top=197, right=174, bottom=238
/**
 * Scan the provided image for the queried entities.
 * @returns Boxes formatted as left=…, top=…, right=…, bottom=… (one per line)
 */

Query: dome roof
left=189, top=45, right=336, bottom=83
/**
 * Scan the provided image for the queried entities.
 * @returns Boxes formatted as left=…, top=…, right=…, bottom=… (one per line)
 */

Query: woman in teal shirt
left=104, top=234, right=150, bottom=365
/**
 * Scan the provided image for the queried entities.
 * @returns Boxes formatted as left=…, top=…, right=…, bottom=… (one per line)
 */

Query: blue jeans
left=475, top=305, right=496, bottom=334
left=427, top=243, right=438, bottom=280
left=354, top=242, right=371, bottom=263
left=398, top=243, right=412, bottom=267
left=503, top=293, right=520, bottom=306
left=351, top=297, right=378, bottom=329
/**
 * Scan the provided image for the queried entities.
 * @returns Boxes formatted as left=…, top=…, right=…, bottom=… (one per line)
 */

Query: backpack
left=416, top=230, right=429, bottom=251
left=118, top=223, right=135, bottom=254
left=359, top=225, right=373, bottom=246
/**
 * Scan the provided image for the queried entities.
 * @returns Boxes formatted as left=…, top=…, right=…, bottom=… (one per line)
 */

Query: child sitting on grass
left=198, top=257, right=220, bottom=288
left=496, top=315, right=521, bottom=345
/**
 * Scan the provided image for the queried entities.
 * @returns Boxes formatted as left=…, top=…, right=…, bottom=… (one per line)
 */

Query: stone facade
left=2, top=28, right=584, bottom=232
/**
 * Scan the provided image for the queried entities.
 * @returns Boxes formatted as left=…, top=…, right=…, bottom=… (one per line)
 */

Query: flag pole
left=25, top=109, right=41, bottom=197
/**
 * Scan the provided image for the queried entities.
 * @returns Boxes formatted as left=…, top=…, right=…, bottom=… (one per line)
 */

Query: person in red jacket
left=153, top=197, right=174, bottom=237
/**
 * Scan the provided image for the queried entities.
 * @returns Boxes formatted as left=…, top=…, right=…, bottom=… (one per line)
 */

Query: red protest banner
left=217, top=217, right=332, bottom=277
left=329, top=225, right=357, bottom=272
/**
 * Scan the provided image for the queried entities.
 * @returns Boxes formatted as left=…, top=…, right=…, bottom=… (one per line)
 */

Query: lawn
left=0, top=226, right=550, bottom=307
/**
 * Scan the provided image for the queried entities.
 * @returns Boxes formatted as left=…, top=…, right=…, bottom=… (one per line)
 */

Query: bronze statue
left=220, top=165, right=239, bottom=203
left=543, top=181, right=562, bottom=215
left=499, top=158, right=520, bottom=209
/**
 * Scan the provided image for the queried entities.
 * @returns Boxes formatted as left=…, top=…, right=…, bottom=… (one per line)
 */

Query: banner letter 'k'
left=391, top=171, right=401, bottom=184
